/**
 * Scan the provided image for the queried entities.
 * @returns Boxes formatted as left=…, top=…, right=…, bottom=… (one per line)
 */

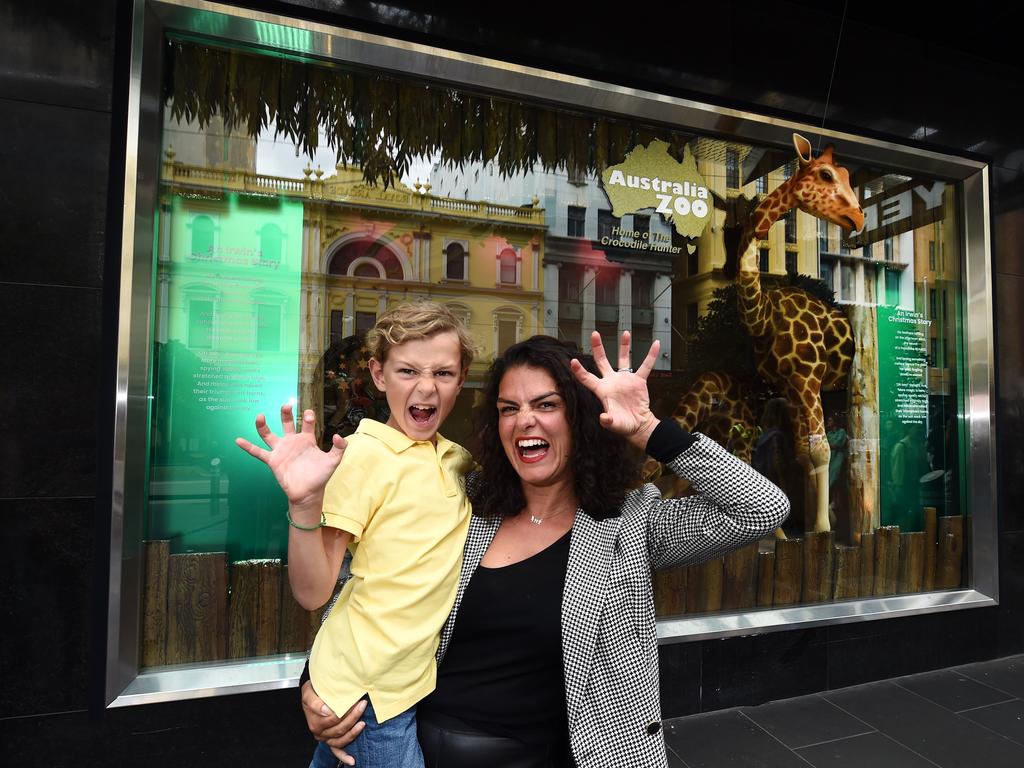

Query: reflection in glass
left=137, top=35, right=970, bottom=673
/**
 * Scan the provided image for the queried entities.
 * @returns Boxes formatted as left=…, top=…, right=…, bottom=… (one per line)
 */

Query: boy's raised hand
left=236, top=405, right=347, bottom=510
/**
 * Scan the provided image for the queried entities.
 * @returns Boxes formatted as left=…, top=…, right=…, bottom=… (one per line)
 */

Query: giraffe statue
left=672, top=371, right=758, bottom=462
left=670, top=371, right=794, bottom=539
left=734, top=133, right=864, bottom=533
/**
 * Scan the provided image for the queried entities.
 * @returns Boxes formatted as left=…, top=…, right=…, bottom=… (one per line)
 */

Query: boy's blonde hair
left=366, top=301, right=478, bottom=370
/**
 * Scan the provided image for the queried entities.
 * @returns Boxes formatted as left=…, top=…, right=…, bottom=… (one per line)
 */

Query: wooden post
left=898, top=532, right=925, bottom=594
left=873, top=526, right=901, bottom=596
left=654, top=566, right=688, bottom=617
left=228, top=560, right=283, bottom=659
left=756, top=551, right=775, bottom=607
left=802, top=531, right=835, bottom=603
left=847, top=304, right=880, bottom=542
left=923, top=506, right=938, bottom=591
left=166, top=552, right=228, bottom=664
left=859, top=532, right=875, bottom=597
left=936, top=516, right=965, bottom=589
left=686, top=558, right=724, bottom=613
left=279, top=564, right=316, bottom=653
left=773, top=538, right=803, bottom=606
left=141, top=540, right=170, bottom=667
left=833, top=545, right=861, bottom=600
left=722, top=543, right=759, bottom=611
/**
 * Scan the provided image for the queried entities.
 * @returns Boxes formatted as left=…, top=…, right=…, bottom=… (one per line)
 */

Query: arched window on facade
left=445, top=241, right=467, bottom=281
left=353, top=261, right=382, bottom=278
left=328, top=239, right=405, bottom=280
left=498, top=247, right=519, bottom=286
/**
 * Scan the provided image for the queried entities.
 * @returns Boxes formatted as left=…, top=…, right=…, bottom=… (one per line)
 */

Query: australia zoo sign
left=600, top=141, right=712, bottom=253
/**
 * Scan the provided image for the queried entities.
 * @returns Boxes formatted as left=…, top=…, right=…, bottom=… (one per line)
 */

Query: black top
left=418, top=528, right=572, bottom=748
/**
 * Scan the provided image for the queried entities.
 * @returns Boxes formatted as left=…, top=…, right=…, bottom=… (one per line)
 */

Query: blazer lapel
left=562, top=511, right=619, bottom=728
left=437, top=514, right=500, bottom=662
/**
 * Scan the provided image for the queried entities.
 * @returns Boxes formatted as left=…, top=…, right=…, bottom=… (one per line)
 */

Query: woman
left=303, top=332, right=789, bottom=768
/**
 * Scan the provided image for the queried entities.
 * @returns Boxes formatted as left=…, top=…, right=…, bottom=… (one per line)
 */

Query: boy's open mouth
left=409, top=405, right=437, bottom=424
left=516, top=437, right=549, bottom=462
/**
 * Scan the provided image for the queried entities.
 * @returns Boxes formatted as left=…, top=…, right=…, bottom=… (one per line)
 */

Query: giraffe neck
left=736, top=178, right=799, bottom=337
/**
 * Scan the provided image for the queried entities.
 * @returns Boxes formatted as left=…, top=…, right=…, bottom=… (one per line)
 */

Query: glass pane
left=139, top=33, right=971, bottom=673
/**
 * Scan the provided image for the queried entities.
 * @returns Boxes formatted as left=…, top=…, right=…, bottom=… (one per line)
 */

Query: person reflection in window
left=890, top=422, right=927, bottom=530
left=752, top=397, right=802, bottom=532
left=826, top=410, right=848, bottom=527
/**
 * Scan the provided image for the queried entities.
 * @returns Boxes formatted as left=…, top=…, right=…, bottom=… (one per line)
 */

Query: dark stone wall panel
left=0, top=497, right=95, bottom=718
left=0, top=99, right=111, bottom=289
left=0, top=0, right=117, bottom=112
left=0, top=283, right=102, bottom=498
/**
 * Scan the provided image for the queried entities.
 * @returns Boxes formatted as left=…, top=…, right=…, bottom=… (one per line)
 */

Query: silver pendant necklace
left=529, top=507, right=569, bottom=525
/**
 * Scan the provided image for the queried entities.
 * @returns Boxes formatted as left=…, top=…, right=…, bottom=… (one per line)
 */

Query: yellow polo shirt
left=308, top=418, right=473, bottom=723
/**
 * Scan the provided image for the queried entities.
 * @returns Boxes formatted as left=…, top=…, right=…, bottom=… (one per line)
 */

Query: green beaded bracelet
left=287, top=508, right=327, bottom=531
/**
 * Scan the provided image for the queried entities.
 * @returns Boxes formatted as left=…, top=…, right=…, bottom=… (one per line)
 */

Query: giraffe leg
left=804, top=390, right=832, bottom=533
left=808, top=431, right=832, bottom=533
left=785, top=387, right=832, bottom=533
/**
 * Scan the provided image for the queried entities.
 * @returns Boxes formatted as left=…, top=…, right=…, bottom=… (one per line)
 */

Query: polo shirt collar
left=355, top=417, right=454, bottom=455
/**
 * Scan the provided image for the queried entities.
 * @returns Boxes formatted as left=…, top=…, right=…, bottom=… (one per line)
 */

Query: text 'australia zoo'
left=605, top=171, right=711, bottom=220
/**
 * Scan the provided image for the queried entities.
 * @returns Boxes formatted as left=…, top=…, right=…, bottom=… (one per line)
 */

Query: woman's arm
left=300, top=679, right=367, bottom=766
left=570, top=331, right=788, bottom=570
left=236, top=405, right=351, bottom=609
left=641, top=422, right=789, bottom=570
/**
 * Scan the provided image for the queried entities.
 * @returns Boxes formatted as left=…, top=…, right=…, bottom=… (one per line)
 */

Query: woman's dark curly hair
left=469, top=335, right=639, bottom=521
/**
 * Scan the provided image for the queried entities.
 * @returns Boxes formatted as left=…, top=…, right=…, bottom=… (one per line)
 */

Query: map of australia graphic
left=601, top=141, right=711, bottom=239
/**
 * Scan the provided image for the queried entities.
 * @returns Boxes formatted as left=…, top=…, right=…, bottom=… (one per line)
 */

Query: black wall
left=1, top=1, right=1021, bottom=764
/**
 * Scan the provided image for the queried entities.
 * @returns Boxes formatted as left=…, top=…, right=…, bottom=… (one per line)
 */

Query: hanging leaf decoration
left=163, top=39, right=693, bottom=187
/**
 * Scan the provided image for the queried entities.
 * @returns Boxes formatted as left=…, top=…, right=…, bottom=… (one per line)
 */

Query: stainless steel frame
left=107, top=0, right=998, bottom=706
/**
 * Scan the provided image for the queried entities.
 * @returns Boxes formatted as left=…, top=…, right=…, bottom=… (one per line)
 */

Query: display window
left=107, top=0, right=996, bottom=705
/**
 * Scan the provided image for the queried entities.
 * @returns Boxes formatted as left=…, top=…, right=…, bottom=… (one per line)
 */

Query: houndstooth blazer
left=439, top=433, right=790, bottom=768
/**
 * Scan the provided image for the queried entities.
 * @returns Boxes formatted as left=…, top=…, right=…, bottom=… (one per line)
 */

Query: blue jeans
left=309, top=697, right=424, bottom=768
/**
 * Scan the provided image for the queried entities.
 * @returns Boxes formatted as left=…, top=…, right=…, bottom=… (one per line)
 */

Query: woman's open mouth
left=516, top=437, right=550, bottom=463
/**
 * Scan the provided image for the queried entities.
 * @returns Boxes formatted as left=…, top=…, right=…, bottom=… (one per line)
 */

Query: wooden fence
left=139, top=508, right=967, bottom=663
left=141, top=543, right=336, bottom=667
left=655, top=507, right=966, bottom=617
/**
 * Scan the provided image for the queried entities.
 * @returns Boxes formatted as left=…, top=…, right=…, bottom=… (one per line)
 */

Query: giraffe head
left=752, top=134, right=864, bottom=238
left=789, top=133, right=864, bottom=234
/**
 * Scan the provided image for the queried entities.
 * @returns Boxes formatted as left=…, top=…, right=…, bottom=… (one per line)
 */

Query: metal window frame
left=108, top=0, right=997, bottom=706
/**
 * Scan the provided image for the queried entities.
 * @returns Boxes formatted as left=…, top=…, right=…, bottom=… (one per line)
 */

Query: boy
left=238, top=301, right=477, bottom=768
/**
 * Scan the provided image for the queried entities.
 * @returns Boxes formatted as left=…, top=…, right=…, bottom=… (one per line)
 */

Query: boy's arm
left=287, top=506, right=352, bottom=609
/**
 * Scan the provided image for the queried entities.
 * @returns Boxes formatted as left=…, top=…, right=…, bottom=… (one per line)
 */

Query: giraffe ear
left=793, top=133, right=813, bottom=165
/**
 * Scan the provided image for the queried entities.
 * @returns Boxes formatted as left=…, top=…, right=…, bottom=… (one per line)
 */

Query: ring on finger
left=618, top=367, right=633, bottom=373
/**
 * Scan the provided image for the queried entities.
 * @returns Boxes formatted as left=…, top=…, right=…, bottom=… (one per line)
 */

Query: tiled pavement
left=662, top=655, right=1024, bottom=767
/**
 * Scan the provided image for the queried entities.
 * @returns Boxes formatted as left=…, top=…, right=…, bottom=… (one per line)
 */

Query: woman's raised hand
left=570, top=331, right=661, bottom=449
left=235, top=405, right=347, bottom=510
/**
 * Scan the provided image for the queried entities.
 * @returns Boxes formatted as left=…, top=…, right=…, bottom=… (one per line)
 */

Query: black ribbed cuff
left=646, top=419, right=697, bottom=463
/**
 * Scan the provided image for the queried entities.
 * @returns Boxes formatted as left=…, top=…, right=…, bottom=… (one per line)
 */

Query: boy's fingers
left=254, top=414, right=278, bottom=448
left=301, top=409, right=317, bottom=434
left=280, top=403, right=297, bottom=434
left=235, top=437, right=269, bottom=463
